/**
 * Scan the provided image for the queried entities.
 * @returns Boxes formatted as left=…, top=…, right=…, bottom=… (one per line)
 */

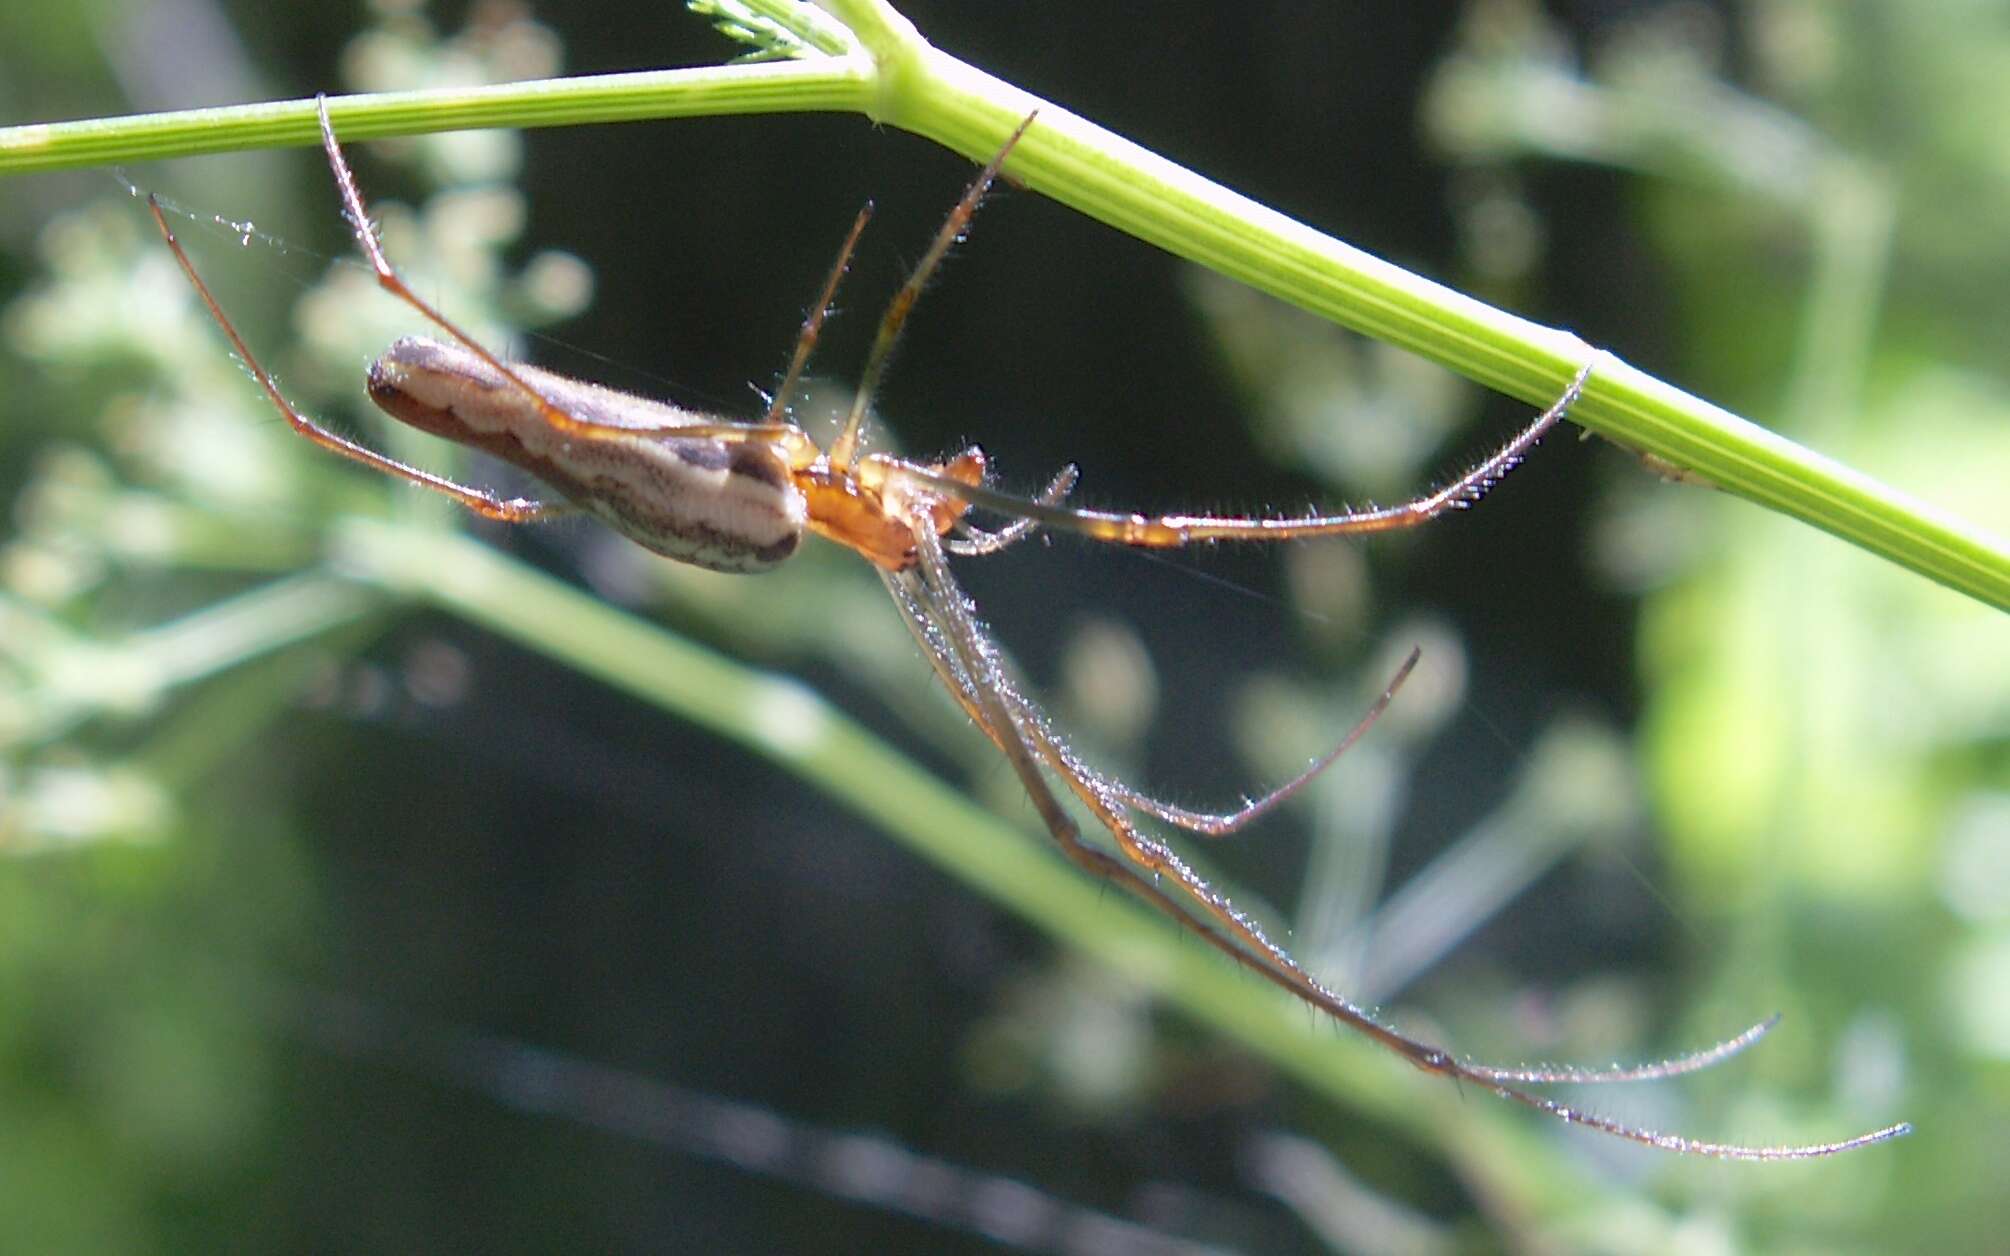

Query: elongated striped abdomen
left=367, top=337, right=805, bottom=573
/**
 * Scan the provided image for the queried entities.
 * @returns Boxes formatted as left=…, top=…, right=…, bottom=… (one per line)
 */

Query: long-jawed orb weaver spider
left=147, top=97, right=1906, bottom=1160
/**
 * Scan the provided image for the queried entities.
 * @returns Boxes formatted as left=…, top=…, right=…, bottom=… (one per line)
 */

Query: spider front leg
left=312, top=96, right=793, bottom=456
left=146, top=197, right=570, bottom=526
left=889, top=357, right=1599, bottom=549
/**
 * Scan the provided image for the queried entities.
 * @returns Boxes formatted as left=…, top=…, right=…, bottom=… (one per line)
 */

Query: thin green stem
left=7, top=574, right=378, bottom=748
left=1, top=3, right=2001, bottom=605
left=0, top=61, right=870, bottom=172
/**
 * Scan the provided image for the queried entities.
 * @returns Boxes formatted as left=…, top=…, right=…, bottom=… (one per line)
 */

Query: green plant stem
left=0, top=61, right=869, bottom=171
left=1, top=4, right=2002, bottom=606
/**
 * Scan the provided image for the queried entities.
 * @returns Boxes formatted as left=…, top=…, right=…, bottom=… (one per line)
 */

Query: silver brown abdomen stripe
left=368, top=337, right=806, bottom=573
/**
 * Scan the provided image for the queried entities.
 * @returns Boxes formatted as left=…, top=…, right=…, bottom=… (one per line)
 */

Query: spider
left=146, top=97, right=1905, bottom=1160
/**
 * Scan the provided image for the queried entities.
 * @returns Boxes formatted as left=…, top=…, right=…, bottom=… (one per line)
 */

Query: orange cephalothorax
left=804, top=448, right=986, bottom=571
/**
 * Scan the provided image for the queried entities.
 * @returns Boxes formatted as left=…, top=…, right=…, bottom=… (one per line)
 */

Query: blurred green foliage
left=1, top=1, right=2004, bottom=1252
left=1426, top=1, right=2010, bottom=1248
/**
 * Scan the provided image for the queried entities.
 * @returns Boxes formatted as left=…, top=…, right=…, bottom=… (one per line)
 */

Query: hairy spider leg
left=763, top=203, right=873, bottom=426
left=885, top=512, right=1908, bottom=1160
left=147, top=194, right=574, bottom=526
left=829, top=112, right=1041, bottom=473
left=881, top=358, right=1595, bottom=551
